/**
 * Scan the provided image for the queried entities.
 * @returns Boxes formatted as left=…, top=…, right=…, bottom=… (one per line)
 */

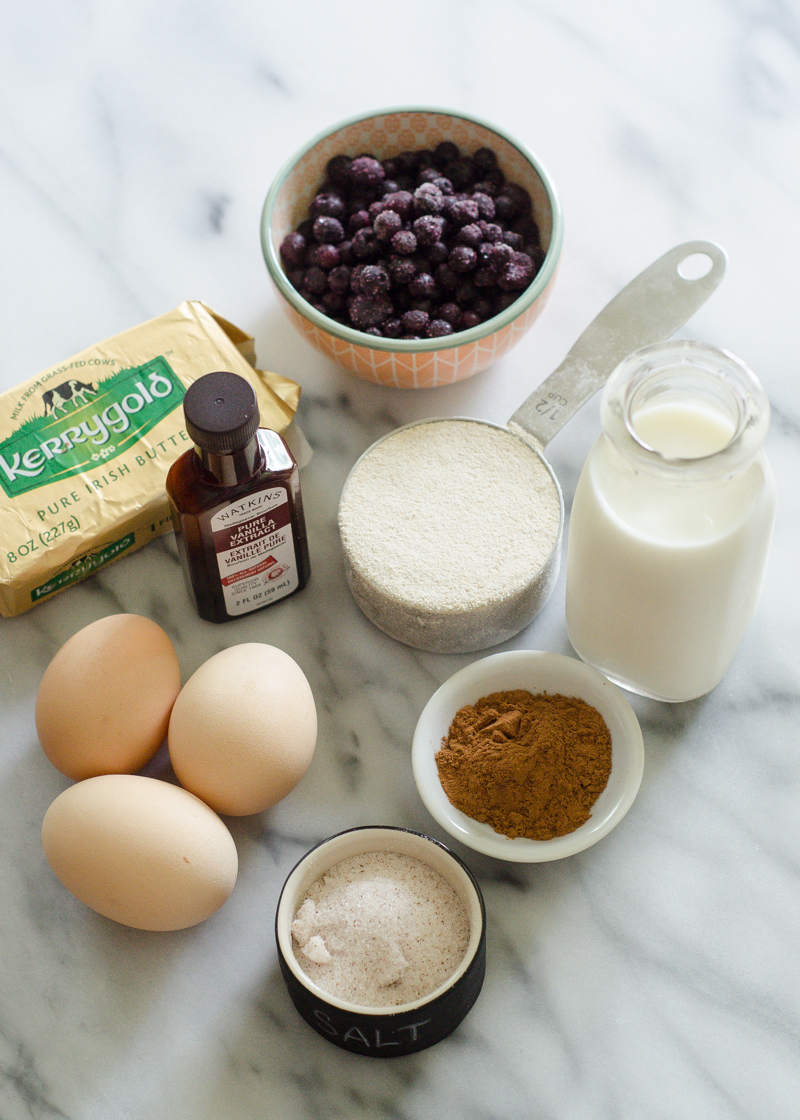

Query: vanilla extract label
left=210, top=485, right=299, bottom=616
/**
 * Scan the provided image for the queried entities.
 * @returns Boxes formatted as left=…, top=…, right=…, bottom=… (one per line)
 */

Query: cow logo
left=42, top=379, right=97, bottom=417
left=0, top=356, right=185, bottom=498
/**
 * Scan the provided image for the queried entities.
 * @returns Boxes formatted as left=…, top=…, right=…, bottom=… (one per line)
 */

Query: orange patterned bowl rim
left=260, top=106, right=563, bottom=355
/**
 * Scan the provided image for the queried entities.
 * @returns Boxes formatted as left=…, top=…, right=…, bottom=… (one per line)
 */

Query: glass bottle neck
left=195, top=433, right=262, bottom=486
left=600, top=340, right=770, bottom=482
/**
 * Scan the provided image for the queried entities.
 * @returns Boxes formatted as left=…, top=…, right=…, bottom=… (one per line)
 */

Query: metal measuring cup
left=338, top=242, right=727, bottom=654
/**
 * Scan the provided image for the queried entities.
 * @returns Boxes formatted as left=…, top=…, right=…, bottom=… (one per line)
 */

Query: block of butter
left=0, top=300, right=303, bottom=617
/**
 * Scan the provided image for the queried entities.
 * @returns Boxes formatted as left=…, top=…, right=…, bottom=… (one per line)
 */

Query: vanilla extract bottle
left=167, top=371, right=310, bottom=623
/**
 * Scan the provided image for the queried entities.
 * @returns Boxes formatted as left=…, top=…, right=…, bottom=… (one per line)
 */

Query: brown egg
left=168, top=643, right=317, bottom=816
left=36, top=614, right=181, bottom=780
left=42, top=774, right=238, bottom=930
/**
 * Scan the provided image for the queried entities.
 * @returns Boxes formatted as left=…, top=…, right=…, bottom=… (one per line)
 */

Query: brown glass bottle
left=166, top=371, right=310, bottom=623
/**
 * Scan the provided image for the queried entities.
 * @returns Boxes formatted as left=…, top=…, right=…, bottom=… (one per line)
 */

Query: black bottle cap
left=183, top=372, right=260, bottom=454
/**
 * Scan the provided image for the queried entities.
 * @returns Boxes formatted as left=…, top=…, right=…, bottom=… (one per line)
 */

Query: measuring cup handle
left=507, top=240, right=727, bottom=449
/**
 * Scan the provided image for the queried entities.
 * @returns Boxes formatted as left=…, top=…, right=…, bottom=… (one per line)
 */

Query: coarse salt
left=291, top=850, right=470, bottom=1008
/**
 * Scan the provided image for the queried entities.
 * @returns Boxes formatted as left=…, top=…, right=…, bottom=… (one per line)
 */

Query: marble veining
left=1, top=1, right=800, bottom=1117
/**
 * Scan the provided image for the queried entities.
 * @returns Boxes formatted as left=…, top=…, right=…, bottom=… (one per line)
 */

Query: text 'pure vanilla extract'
left=167, top=371, right=310, bottom=622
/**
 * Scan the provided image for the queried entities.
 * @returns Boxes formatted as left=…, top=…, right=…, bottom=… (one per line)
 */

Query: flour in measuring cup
left=338, top=420, right=562, bottom=642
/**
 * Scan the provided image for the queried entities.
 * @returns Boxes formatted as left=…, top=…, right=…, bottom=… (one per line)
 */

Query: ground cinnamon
left=435, top=689, right=612, bottom=841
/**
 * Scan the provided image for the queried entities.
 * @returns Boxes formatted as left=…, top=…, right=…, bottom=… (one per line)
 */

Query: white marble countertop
left=2, top=2, right=799, bottom=1117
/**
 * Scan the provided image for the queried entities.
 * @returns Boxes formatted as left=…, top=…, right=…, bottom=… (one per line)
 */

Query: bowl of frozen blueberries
left=261, top=107, right=563, bottom=389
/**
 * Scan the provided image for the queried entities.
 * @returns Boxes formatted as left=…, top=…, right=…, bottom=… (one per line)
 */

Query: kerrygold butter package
left=0, top=301, right=302, bottom=617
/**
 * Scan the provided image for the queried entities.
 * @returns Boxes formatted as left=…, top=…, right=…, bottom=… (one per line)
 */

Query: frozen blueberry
left=310, top=192, right=347, bottom=221
left=391, top=229, right=417, bottom=256
left=426, top=319, right=454, bottom=338
left=408, top=272, right=437, bottom=299
left=413, top=182, right=444, bottom=215
left=455, top=223, right=483, bottom=249
left=438, top=302, right=462, bottom=328
left=348, top=209, right=371, bottom=234
left=300, top=266, right=328, bottom=296
left=435, top=263, right=459, bottom=291
left=388, top=254, right=418, bottom=285
left=393, top=288, right=412, bottom=314
left=473, top=178, right=501, bottom=198
left=479, top=221, right=503, bottom=243
left=413, top=215, right=446, bottom=247
left=357, top=264, right=391, bottom=297
left=472, top=147, right=498, bottom=174
left=348, top=195, right=373, bottom=216
left=498, top=252, right=535, bottom=291
left=495, top=184, right=531, bottom=221
left=395, top=151, right=419, bottom=174
left=447, top=157, right=475, bottom=190
left=280, top=232, right=307, bottom=267
left=328, top=265, right=351, bottom=293
left=434, top=140, right=459, bottom=164
left=326, top=155, right=352, bottom=189
left=473, top=296, right=495, bottom=320
left=382, top=190, right=415, bottom=219
left=348, top=293, right=393, bottom=329
left=449, top=198, right=480, bottom=226
left=426, top=240, right=449, bottom=266
left=349, top=156, right=385, bottom=192
left=433, top=176, right=454, bottom=196
left=401, top=309, right=430, bottom=334
left=472, top=267, right=497, bottom=288
left=312, top=216, right=345, bottom=244
left=374, top=209, right=403, bottom=241
left=460, top=310, right=481, bottom=329
left=310, top=243, right=340, bottom=269
left=351, top=227, right=379, bottom=261
left=487, top=242, right=515, bottom=269
left=322, top=289, right=346, bottom=314
left=383, top=317, right=403, bottom=338
left=449, top=245, right=478, bottom=273
left=502, top=230, right=524, bottom=250
left=455, top=278, right=477, bottom=307
left=472, top=192, right=496, bottom=220
left=368, top=199, right=386, bottom=221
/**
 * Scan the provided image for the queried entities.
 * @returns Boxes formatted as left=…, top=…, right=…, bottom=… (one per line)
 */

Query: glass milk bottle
left=565, top=341, right=776, bottom=702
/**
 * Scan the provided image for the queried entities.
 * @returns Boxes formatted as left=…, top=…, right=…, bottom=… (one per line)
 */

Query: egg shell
left=168, top=643, right=317, bottom=816
left=41, top=774, right=238, bottom=931
left=35, top=614, right=182, bottom=780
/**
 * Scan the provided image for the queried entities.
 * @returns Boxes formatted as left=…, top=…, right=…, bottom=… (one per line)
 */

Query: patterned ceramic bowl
left=260, top=107, right=563, bottom=389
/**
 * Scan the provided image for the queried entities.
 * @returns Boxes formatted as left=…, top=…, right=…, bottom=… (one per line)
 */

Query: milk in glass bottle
left=565, top=341, right=776, bottom=702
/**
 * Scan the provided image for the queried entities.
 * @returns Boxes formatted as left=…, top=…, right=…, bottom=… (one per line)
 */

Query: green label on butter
left=0, top=357, right=184, bottom=498
left=30, top=533, right=136, bottom=601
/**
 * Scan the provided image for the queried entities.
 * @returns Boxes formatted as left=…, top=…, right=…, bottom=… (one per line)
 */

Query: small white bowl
left=412, top=650, right=644, bottom=862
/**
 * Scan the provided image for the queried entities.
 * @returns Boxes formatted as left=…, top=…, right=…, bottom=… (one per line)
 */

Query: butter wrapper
left=0, top=300, right=302, bottom=617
